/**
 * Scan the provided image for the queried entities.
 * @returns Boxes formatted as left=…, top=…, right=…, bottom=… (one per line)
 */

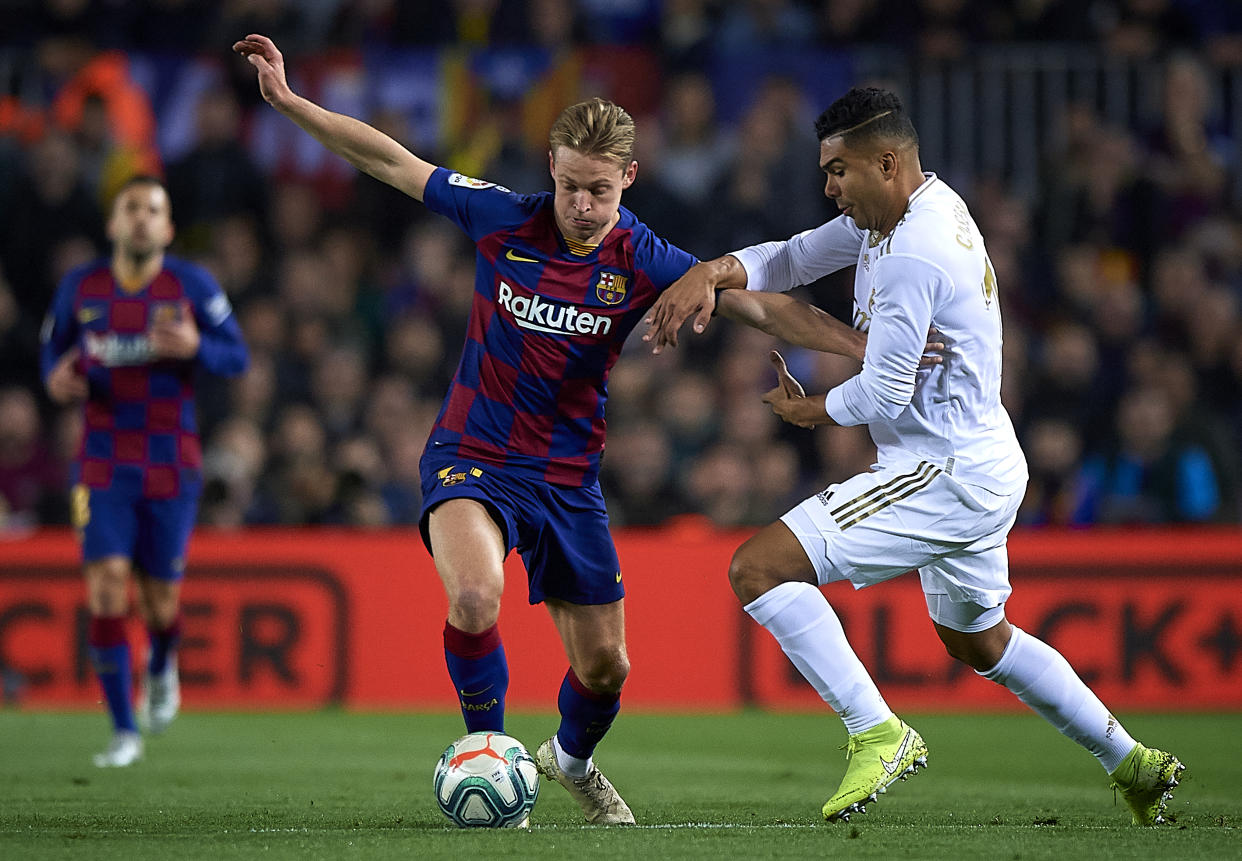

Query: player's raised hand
left=232, top=34, right=294, bottom=108
left=149, top=299, right=200, bottom=360
left=769, top=350, right=805, bottom=399
left=46, top=347, right=88, bottom=404
left=762, top=350, right=829, bottom=429
left=642, top=262, right=719, bottom=354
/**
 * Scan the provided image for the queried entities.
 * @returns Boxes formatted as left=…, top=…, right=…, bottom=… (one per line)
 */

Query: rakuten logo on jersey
left=497, top=281, right=612, bottom=336
left=84, top=331, right=154, bottom=366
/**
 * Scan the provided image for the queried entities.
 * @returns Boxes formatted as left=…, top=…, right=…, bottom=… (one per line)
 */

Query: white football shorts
left=780, top=461, right=1023, bottom=632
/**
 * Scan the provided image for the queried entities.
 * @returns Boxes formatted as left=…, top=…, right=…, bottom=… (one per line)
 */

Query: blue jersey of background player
left=41, top=175, right=248, bottom=768
left=236, top=33, right=692, bottom=824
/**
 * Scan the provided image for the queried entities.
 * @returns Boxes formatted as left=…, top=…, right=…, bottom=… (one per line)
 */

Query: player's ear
left=621, top=159, right=637, bottom=189
left=548, top=150, right=556, bottom=180
left=879, top=150, right=898, bottom=179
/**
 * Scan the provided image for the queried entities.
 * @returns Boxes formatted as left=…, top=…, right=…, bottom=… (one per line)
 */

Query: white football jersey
left=734, top=173, right=1027, bottom=494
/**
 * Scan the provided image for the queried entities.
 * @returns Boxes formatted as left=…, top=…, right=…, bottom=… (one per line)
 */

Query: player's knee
left=576, top=650, right=629, bottom=695
left=446, top=584, right=503, bottom=631
left=938, top=628, right=1008, bottom=672
left=86, top=558, right=132, bottom=615
left=727, top=546, right=779, bottom=605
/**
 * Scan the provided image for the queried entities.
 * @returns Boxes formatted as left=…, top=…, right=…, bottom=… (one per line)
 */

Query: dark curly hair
left=814, top=87, right=919, bottom=151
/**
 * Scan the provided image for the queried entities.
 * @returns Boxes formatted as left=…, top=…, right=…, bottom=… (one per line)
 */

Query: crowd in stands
left=1, top=0, right=1240, bottom=532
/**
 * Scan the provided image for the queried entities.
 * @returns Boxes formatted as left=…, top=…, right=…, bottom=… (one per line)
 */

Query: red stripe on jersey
left=507, top=412, right=553, bottom=458
left=143, top=466, right=177, bottom=499
left=111, top=367, right=149, bottom=401
left=80, top=269, right=113, bottom=297
left=178, top=433, right=201, bottom=468
left=84, top=401, right=113, bottom=429
left=82, top=459, right=113, bottom=486
left=148, top=399, right=180, bottom=432
left=441, top=384, right=477, bottom=434
left=480, top=350, right=519, bottom=395
left=110, top=299, right=147, bottom=333
left=148, top=271, right=183, bottom=300
left=544, top=458, right=589, bottom=486
left=114, top=431, right=146, bottom=463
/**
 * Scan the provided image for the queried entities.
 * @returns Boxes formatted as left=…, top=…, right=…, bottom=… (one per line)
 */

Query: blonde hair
left=548, top=98, right=636, bottom=167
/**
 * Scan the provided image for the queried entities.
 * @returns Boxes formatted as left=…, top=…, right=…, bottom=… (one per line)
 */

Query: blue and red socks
left=443, top=621, right=508, bottom=732
left=88, top=615, right=136, bottom=732
left=554, top=668, right=620, bottom=774
left=147, top=614, right=181, bottom=675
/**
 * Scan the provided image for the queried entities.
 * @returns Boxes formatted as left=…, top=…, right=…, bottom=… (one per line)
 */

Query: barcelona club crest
left=595, top=271, right=629, bottom=305
left=438, top=465, right=484, bottom=487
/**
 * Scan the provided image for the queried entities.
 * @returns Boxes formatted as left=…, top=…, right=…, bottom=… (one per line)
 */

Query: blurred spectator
left=167, top=87, right=269, bottom=252
left=599, top=419, right=684, bottom=526
left=3, top=9, right=1242, bottom=531
left=650, top=72, right=735, bottom=212
left=1074, top=383, right=1226, bottom=523
left=0, top=387, right=63, bottom=531
left=711, top=0, right=817, bottom=53
left=0, top=130, right=104, bottom=320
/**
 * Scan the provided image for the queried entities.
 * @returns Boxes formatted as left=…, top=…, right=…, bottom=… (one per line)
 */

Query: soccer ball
left=433, top=732, right=539, bottom=827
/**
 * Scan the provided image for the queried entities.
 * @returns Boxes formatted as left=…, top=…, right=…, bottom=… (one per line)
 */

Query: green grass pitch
left=1, top=710, right=1238, bottom=859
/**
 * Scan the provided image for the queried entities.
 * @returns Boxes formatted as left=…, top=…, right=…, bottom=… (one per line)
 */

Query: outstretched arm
left=716, top=289, right=866, bottom=363
left=642, top=254, right=747, bottom=353
left=233, top=34, right=435, bottom=201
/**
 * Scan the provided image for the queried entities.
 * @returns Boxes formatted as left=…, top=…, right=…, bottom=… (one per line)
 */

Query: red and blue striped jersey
left=40, top=256, right=249, bottom=498
left=422, top=168, right=696, bottom=487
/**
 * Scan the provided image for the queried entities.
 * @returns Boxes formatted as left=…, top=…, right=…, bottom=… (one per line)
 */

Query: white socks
left=980, top=626, right=1137, bottom=773
left=744, top=581, right=891, bottom=735
left=553, top=735, right=591, bottom=778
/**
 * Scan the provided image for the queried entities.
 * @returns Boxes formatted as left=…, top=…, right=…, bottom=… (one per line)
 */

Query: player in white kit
left=644, top=87, right=1184, bottom=826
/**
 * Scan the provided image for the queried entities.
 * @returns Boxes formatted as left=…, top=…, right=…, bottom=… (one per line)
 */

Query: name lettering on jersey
left=595, top=271, right=628, bottom=305
left=83, top=331, right=154, bottom=366
left=497, top=281, right=612, bottom=337
left=953, top=200, right=975, bottom=249
left=447, top=172, right=511, bottom=193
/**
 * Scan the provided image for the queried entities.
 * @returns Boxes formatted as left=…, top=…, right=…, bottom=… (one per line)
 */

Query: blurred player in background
left=233, top=33, right=872, bottom=824
left=645, top=87, right=1185, bottom=827
left=41, top=175, right=249, bottom=767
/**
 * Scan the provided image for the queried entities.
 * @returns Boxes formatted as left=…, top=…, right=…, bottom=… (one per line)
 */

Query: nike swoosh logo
left=879, top=732, right=913, bottom=775
left=460, top=686, right=493, bottom=697
left=78, top=307, right=104, bottom=324
left=615, top=571, right=622, bottom=583
left=505, top=249, right=539, bottom=263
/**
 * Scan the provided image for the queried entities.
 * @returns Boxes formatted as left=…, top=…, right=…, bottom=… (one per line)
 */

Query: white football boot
left=93, top=730, right=143, bottom=768
left=534, top=738, right=634, bottom=825
left=138, top=657, right=180, bottom=735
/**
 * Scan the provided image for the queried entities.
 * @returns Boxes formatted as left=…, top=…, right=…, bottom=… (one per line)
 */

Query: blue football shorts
left=72, top=472, right=202, bottom=582
left=419, top=455, right=623, bottom=606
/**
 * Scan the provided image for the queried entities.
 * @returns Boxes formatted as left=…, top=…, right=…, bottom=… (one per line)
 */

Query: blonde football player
left=644, top=87, right=1184, bottom=826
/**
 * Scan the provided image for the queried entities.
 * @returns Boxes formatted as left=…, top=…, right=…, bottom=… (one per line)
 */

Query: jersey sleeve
left=39, top=270, right=81, bottom=384
left=636, top=227, right=697, bottom=291
left=421, top=167, right=533, bottom=241
left=734, top=215, right=865, bottom=293
left=183, top=264, right=249, bottom=377
left=825, top=253, right=949, bottom=425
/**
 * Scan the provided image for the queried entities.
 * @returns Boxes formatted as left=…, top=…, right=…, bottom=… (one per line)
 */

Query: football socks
left=979, top=625, right=1137, bottom=773
left=88, top=615, right=137, bottom=733
left=147, top=613, right=181, bottom=675
left=443, top=621, right=508, bottom=732
left=745, top=581, right=892, bottom=735
left=555, top=667, right=620, bottom=768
